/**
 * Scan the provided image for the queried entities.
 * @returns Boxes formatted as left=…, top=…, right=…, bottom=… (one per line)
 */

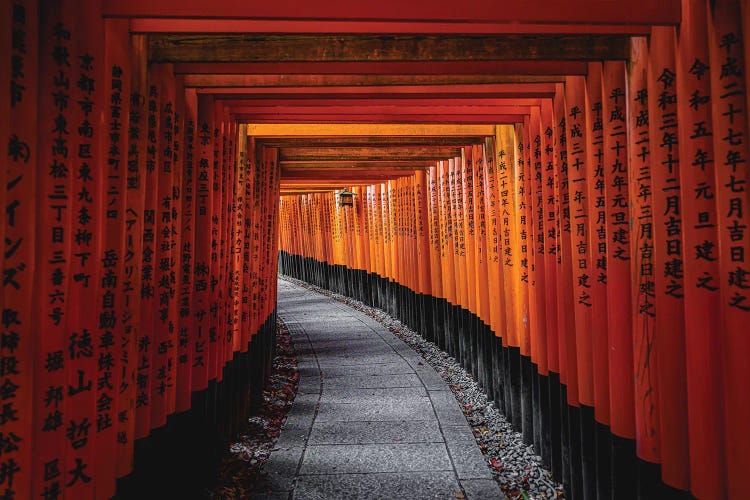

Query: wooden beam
left=279, top=146, right=461, bottom=161
left=104, top=0, right=680, bottom=25
left=258, top=137, right=484, bottom=148
left=234, top=113, right=526, bottom=124
left=280, top=161, right=436, bottom=169
left=200, top=87, right=557, bottom=100
left=172, top=61, right=588, bottom=75
left=222, top=98, right=543, bottom=107
left=246, top=123, right=496, bottom=137
left=229, top=105, right=533, bottom=117
left=131, top=19, right=653, bottom=35
left=182, top=75, right=566, bottom=87
left=150, top=34, right=631, bottom=63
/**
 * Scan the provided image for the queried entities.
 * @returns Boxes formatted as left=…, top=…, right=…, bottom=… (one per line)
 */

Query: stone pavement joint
left=253, top=279, right=502, bottom=499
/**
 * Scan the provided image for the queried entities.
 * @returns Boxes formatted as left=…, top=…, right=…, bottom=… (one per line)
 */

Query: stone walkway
left=253, top=279, right=502, bottom=499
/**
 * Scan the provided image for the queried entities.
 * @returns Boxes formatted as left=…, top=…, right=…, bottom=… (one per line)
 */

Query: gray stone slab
left=274, top=280, right=498, bottom=498
left=274, top=426, right=310, bottom=450
left=460, top=479, right=503, bottom=499
left=319, top=362, right=414, bottom=378
left=256, top=446, right=304, bottom=492
left=429, top=390, right=471, bottom=425
left=442, top=425, right=493, bottom=480
left=308, top=420, right=443, bottom=445
left=415, top=365, right=451, bottom=390
left=294, top=472, right=462, bottom=500
left=321, top=373, right=423, bottom=389
left=282, top=412, right=315, bottom=431
left=319, top=386, right=428, bottom=403
left=296, top=382, right=322, bottom=395
left=299, top=443, right=453, bottom=475
left=314, top=398, right=435, bottom=422
left=315, top=354, right=406, bottom=366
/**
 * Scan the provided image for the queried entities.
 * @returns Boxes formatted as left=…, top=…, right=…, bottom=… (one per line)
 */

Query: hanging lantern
left=338, top=188, right=355, bottom=207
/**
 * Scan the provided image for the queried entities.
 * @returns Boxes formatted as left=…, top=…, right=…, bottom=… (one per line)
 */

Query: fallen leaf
left=454, top=493, right=465, bottom=499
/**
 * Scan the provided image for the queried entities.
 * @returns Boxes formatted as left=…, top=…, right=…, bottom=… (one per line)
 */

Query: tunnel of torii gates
left=1, top=0, right=750, bottom=499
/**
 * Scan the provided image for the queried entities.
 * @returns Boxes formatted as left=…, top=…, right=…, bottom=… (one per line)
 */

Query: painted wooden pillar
left=553, top=83, right=576, bottom=395
left=585, top=62, right=610, bottom=428
left=415, top=170, right=431, bottom=299
left=134, top=61, right=160, bottom=439
left=676, top=0, right=725, bottom=496
left=151, top=63, right=175, bottom=430
left=564, top=76, right=591, bottom=409
left=628, top=35, right=661, bottom=467
left=517, top=120, right=532, bottom=357
left=529, top=107, right=548, bottom=375
left=428, top=166, right=444, bottom=303
left=707, top=1, right=750, bottom=496
left=473, top=145, right=491, bottom=328
left=602, top=60, right=635, bottom=441
left=177, top=88, right=197, bottom=410
left=648, top=25, right=690, bottom=490
left=65, top=1, right=105, bottom=496
left=495, top=126, right=518, bottom=347
left=484, top=138, right=501, bottom=338
left=192, top=94, right=214, bottom=392
left=541, top=100, right=559, bottom=376
left=462, top=147, right=477, bottom=318
left=4, top=2, right=36, bottom=499
left=118, top=32, right=147, bottom=478
left=100, top=16, right=131, bottom=493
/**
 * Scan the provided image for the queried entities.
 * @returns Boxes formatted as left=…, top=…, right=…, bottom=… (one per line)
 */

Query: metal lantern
left=338, top=188, right=355, bottom=207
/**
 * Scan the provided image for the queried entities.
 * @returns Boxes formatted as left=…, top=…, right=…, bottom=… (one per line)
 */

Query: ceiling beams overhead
left=149, top=34, right=631, bottom=63
left=102, top=0, right=680, bottom=26
left=114, top=0, right=681, bottom=192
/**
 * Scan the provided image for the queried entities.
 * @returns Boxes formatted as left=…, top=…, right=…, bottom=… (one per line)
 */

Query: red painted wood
left=151, top=63, right=176, bottom=429
left=135, top=60, right=161, bottom=440
left=529, top=106, right=548, bottom=373
left=100, top=16, right=131, bottom=494
left=194, top=85, right=558, bottom=98
left=3, top=1, right=36, bottom=498
left=118, top=31, right=148, bottom=478
left=553, top=83, right=576, bottom=389
left=648, top=26, right=689, bottom=488
left=130, top=18, right=653, bottom=35
left=708, top=1, right=750, bottom=496
left=192, top=94, right=214, bottom=391
left=676, top=0, right=725, bottom=495
left=541, top=101, right=559, bottom=374
left=519, top=118, right=533, bottom=357
left=231, top=114, right=527, bottom=124
left=584, top=62, right=610, bottom=424
left=65, top=1, right=105, bottom=496
left=177, top=87, right=198, bottom=411
left=103, top=0, right=680, bottom=25
left=601, top=60, right=635, bottom=439
left=172, top=61, right=589, bottom=76
left=627, top=36, right=660, bottom=463
left=564, top=76, right=592, bottom=407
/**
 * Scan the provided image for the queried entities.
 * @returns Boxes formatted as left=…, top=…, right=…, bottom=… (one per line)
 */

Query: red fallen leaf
left=465, top=404, right=472, bottom=410
left=490, top=457, right=503, bottom=471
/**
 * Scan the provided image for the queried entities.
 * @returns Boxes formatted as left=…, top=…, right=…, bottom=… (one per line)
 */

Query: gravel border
left=280, top=275, right=564, bottom=500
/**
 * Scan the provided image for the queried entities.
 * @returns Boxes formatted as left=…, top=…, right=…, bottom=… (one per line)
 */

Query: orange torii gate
left=2, top=0, right=750, bottom=498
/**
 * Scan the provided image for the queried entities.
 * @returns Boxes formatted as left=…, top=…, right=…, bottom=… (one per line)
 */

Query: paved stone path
left=254, top=279, right=502, bottom=499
